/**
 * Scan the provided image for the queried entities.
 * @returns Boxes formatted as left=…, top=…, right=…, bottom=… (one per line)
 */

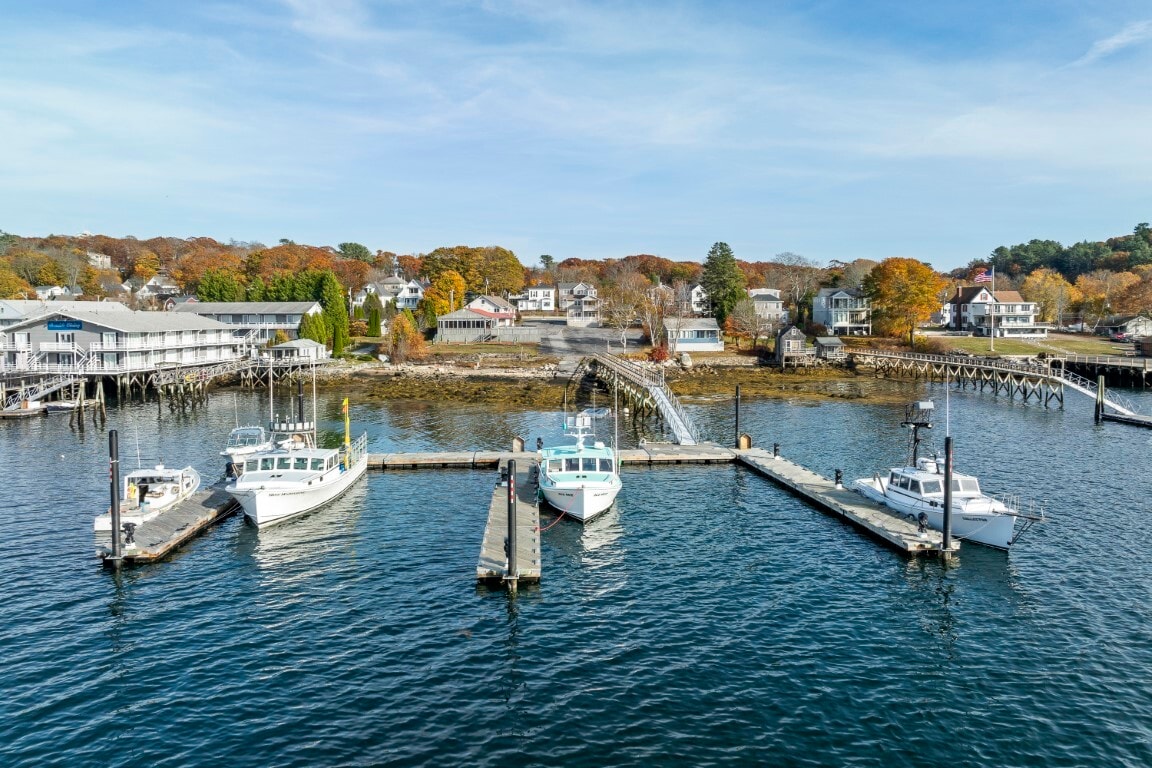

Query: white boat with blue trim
left=538, top=411, right=621, bottom=523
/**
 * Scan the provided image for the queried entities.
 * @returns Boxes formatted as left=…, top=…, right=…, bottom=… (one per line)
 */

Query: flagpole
left=989, top=267, right=995, bottom=353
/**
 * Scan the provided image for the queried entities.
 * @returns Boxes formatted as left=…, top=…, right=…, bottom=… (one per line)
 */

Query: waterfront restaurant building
left=0, top=308, right=242, bottom=375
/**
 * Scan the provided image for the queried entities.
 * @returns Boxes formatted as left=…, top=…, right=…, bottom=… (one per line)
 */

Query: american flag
left=973, top=269, right=993, bottom=284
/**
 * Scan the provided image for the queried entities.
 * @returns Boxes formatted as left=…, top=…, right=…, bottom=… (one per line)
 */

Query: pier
left=587, top=353, right=700, bottom=445
left=736, top=449, right=957, bottom=556
left=476, top=460, right=541, bottom=585
left=851, top=349, right=1138, bottom=416
left=96, top=483, right=239, bottom=565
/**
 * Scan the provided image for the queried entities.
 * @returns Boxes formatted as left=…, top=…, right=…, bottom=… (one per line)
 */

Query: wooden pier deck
left=736, top=449, right=959, bottom=557
left=1101, top=411, right=1152, bottom=429
left=370, top=443, right=737, bottom=470
left=95, top=483, right=239, bottom=564
left=476, top=460, right=542, bottom=584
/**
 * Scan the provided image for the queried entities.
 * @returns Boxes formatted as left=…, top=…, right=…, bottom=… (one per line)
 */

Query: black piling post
left=107, top=430, right=123, bottom=568
left=834, top=469, right=843, bottom=488
left=1095, top=375, right=1105, bottom=423
left=505, top=459, right=518, bottom=590
left=734, top=384, right=741, bottom=448
left=773, top=442, right=780, bottom=458
left=942, top=435, right=953, bottom=552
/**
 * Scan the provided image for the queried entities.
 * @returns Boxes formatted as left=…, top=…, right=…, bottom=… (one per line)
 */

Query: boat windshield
left=582, top=457, right=597, bottom=471
left=228, top=429, right=265, bottom=447
left=952, top=477, right=981, bottom=494
left=920, top=479, right=943, bottom=495
left=599, top=458, right=614, bottom=472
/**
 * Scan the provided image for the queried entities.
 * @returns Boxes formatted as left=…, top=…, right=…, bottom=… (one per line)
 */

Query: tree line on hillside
left=1, top=220, right=1148, bottom=350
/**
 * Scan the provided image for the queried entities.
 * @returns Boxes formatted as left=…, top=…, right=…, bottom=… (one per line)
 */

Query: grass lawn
left=920, top=332, right=1130, bottom=357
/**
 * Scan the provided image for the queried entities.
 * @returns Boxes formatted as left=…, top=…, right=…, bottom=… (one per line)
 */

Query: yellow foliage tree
left=423, top=269, right=468, bottom=316
left=388, top=312, right=427, bottom=364
left=862, top=258, right=947, bottom=348
left=1075, top=270, right=1140, bottom=327
left=1020, top=268, right=1082, bottom=324
left=0, top=268, right=34, bottom=299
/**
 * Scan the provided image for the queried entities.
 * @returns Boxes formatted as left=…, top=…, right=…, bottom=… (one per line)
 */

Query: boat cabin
left=543, top=455, right=616, bottom=474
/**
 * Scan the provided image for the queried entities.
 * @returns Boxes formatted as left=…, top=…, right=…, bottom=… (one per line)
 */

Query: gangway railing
left=590, top=353, right=699, bottom=445
left=2, top=374, right=84, bottom=411
left=851, top=349, right=1137, bottom=416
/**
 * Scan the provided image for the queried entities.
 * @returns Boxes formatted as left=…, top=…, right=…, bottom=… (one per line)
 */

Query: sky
left=2, top=1, right=1150, bottom=272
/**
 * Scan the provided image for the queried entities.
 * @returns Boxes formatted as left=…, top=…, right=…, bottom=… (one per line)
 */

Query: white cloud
left=1073, top=19, right=1152, bottom=66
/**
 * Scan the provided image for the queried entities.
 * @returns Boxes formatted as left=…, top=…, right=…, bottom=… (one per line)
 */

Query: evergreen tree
left=368, top=306, right=382, bottom=337
left=245, top=275, right=266, bottom=301
left=700, top=242, right=746, bottom=326
left=316, top=270, right=350, bottom=355
left=198, top=269, right=245, bottom=302
left=297, top=312, right=327, bottom=345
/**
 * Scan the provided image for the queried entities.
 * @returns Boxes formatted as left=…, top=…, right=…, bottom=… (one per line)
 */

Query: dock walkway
left=96, top=483, right=239, bottom=564
left=476, top=459, right=541, bottom=584
left=736, top=449, right=958, bottom=556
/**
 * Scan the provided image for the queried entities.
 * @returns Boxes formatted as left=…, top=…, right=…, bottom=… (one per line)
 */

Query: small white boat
left=94, top=465, right=201, bottom=532
left=538, top=411, right=622, bottom=523
left=852, top=401, right=1043, bottom=549
left=44, top=400, right=77, bottom=413
left=221, top=425, right=275, bottom=477
left=225, top=391, right=368, bottom=528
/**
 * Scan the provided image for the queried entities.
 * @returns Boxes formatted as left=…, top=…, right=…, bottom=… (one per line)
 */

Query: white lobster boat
left=225, top=387, right=368, bottom=528
left=94, top=465, right=201, bottom=532
left=852, top=400, right=1044, bottom=549
left=538, top=411, right=621, bottom=523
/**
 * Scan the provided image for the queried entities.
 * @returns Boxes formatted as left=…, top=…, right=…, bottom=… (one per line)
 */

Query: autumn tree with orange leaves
left=862, top=258, right=947, bottom=348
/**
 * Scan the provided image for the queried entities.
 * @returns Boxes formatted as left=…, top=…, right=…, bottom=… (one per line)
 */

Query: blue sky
left=2, top=1, right=1150, bottom=271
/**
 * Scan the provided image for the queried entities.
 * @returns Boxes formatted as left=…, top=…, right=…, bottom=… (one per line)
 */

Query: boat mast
left=901, top=400, right=934, bottom=465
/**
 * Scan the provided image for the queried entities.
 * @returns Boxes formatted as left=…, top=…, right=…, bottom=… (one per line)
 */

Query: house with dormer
left=749, top=288, right=786, bottom=324
left=947, top=287, right=1046, bottom=339
left=557, top=282, right=597, bottom=311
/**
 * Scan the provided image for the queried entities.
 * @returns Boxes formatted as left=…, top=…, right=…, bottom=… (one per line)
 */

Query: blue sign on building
left=47, top=320, right=83, bottom=331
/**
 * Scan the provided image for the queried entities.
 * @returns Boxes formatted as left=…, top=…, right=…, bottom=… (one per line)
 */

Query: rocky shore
left=311, top=354, right=917, bottom=407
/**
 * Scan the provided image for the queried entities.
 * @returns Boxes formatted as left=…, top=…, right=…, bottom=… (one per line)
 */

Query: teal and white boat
left=538, top=411, right=621, bottom=522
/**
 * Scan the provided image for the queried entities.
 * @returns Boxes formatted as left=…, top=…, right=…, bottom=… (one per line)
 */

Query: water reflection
left=237, top=480, right=369, bottom=577
left=543, top=503, right=626, bottom=570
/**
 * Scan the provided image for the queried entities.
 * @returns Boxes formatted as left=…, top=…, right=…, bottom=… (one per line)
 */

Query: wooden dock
left=736, top=449, right=959, bottom=557
left=369, top=443, right=737, bottom=470
left=96, top=483, right=239, bottom=564
left=476, top=459, right=542, bottom=585
left=1101, top=412, right=1152, bottom=429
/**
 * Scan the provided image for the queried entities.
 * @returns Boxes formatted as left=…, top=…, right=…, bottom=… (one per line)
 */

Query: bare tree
left=728, top=298, right=773, bottom=350
left=601, top=268, right=649, bottom=348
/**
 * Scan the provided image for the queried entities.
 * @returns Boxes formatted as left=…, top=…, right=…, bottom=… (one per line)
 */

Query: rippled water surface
left=3, top=380, right=1152, bottom=767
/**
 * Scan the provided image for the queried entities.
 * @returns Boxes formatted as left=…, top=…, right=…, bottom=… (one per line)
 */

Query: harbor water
left=3, top=380, right=1152, bottom=767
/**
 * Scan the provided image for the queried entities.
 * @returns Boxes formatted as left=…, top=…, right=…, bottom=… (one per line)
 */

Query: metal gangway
left=2, top=374, right=84, bottom=411
left=590, top=353, right=700, bottom=445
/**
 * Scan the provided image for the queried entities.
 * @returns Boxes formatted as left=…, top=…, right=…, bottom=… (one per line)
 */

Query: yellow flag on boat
left=342, top=397, right=351, bottom=449
left=342, top=397, right=349, bottom=414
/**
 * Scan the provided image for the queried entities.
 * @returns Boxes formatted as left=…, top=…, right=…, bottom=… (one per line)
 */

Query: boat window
left=277, top=457, right=292, bottom=470
left=894, top=475, right=910, bottom=490
left=951, top=478, right=980, bottom=493
left=582, top=457, right=597, bottom=471
left=260, top=458, right=275, bottom=471
left=311, top=458, right=324, bottom=471
left=921, top=480, right=942, bottom=494
left=547, top=460, right=560, bottom=473
left=326, top=457, right=335, bottom=470
left=294, top=457, right=308, bottom=470
left=565, top=458, right=579, bottom=471
left=246, top=460, right=258, bottom=472
left=599, top=458, right=614, bottom=472
left=889, top=472, right=900, bottom=485
left=909, top=480, right=921, bottom=494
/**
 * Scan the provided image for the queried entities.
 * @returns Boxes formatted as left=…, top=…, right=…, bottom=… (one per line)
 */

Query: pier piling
left=106, top=430, right=123, bottom=569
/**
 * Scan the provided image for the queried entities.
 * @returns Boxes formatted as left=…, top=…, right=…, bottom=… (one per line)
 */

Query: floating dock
left=96, top=483, right=239, bottom=564
left=370, top=442, right=737, bottom=470
left=736, top=449, right=959, bottom=557
left=476, top=459, right=541, bottom=585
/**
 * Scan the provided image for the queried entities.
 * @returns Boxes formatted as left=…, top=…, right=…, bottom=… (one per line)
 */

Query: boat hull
left=228, top=456, right=367, bottom=528
left=540, top=479, right=621, bottom=523
left=853, top=477, right=1018, bottom=549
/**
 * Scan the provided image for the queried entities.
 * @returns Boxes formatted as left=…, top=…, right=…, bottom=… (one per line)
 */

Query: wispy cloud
left=1073, top=19, right=1152, bottom=66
